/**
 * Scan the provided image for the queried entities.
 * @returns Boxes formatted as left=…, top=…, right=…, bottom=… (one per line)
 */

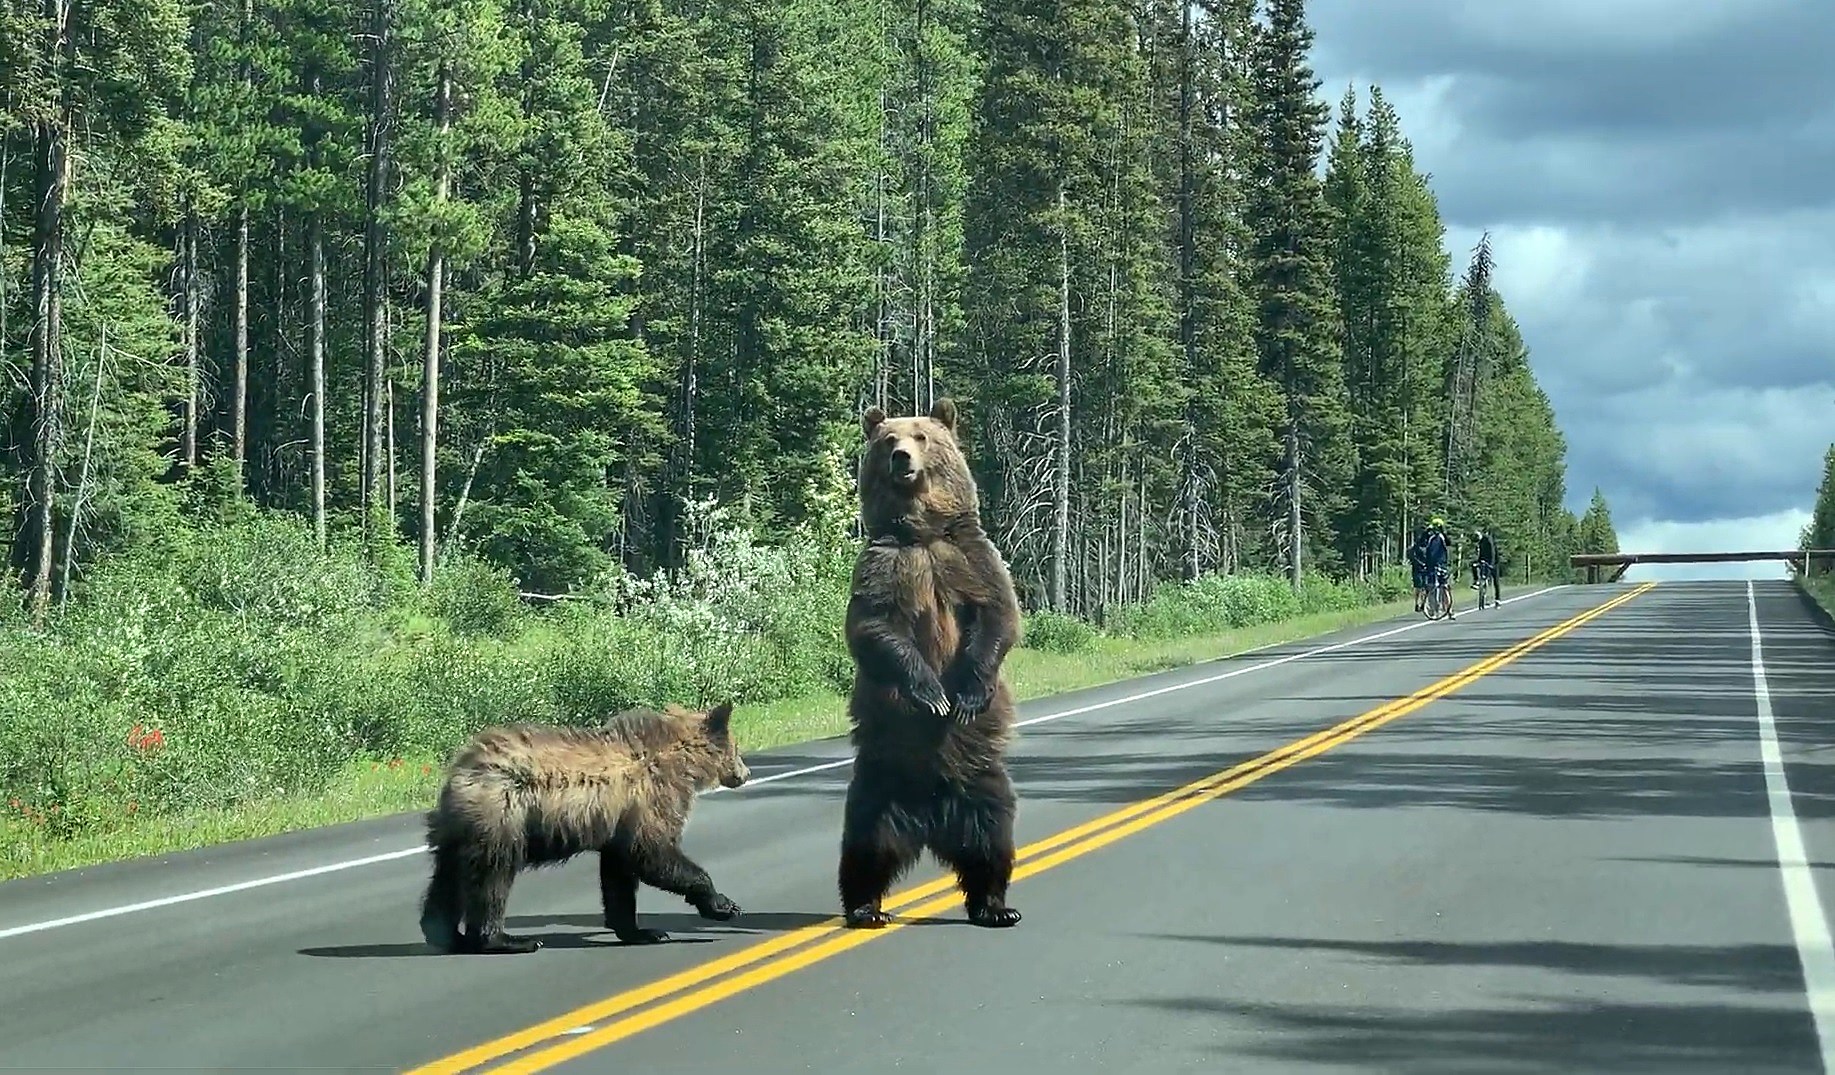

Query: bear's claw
left=695, top=892, right=743, bottom=921
left=844, top=905, right=895, bottom=929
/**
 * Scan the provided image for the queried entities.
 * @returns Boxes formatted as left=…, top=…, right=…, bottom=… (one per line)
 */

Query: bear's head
left=858, top=398, right=979, bottom=537
left=663, top=701, right=750, bottom=791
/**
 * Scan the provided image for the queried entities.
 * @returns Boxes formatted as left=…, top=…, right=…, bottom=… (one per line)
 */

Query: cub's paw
left=614, top=927, right=671, bottom=945
left=844, top=905, right=895, bottom=929
left=480, top=932, right=544, bottom=954
left=967, top=904, right=1022, bottom=928
left=694, top=893, right=742, bottom=921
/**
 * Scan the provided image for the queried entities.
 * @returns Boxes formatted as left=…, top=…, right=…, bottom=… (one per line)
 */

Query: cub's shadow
left=298, top=909, right=959, bottom=959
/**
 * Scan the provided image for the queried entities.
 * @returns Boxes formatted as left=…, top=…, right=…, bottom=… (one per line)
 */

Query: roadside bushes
left=1103, top=567, right=1412, bottom=641
left=0, top=502, right=1411, bottom=845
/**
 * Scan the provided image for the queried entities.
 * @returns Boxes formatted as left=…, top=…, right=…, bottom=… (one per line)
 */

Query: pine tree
left=9, top=0, right=191, bottom=616
left=442, top=0, right=663, bottom=592
left=1576, top=487, right=1620, bottom=556
left=1804, top=443, right=1835, bottom=575
left=1247, top=0, right=1355, bottom=585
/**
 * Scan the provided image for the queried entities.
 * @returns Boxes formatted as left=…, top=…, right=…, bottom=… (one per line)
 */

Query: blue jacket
left=1422, top=530, right=1449, bottom=569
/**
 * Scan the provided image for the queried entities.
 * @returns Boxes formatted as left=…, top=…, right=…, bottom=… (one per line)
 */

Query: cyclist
left=1423, top=516, right=1455, bottom=620
left=1471, top=527, right=1500, bottom=606
left=1407, top=525, right=1431, bottom=612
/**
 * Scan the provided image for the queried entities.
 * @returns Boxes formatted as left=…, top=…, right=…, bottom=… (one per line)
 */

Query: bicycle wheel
left=1424, top=578, right=1444, bottom=619
left=1477, top=572, right=1490, bottom=609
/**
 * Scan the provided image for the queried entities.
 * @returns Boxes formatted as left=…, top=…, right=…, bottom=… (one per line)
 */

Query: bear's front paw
left=694, top=892, right=742, bottom=921
left=908, top=677, right=952, bottom=718
left=948, top=678, right=992, bottom=723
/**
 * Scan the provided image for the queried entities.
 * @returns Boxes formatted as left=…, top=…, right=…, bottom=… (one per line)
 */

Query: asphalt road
left=3, top=579, right=1833, bottom=1073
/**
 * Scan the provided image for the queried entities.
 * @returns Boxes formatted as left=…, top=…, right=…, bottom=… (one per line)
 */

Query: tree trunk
left=308, top=204, right=327, bottom=548
left=233, top=201, right=250, bottom=482
left=25, top=2, right=71, bottom=618
left=419, top=61, right=451, bottom=583
left=914, top=0, right=934, bottom=411
left=361, top=0, right=393, bottom=532
left=1051, top=182, right=1071, bottom=613
left=1287, top=420, right=1302, bottom=587
left=671, top=153, right=706, bottom=563
left=515, top=168, right=536, bottom=278
left=386, top=376, right=397, bottom=521
left=181, top=206, right=200, bottom=469
left=231, top=0, right=252, bottom=484
left=1179, top=0, right=1199, bottom=580
left=872, top=85, right=889, bottom=409
left=61, top=325, right=105, bottom=606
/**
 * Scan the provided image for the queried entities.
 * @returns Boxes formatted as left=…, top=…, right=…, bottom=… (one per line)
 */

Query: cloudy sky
left=1308, top=0, right=1834, bottom=579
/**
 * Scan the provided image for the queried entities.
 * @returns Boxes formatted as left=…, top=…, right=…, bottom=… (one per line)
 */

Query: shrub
left=1, top=494, right=1413, bottom=852
left=1022, top=610, right=1098, bottom=654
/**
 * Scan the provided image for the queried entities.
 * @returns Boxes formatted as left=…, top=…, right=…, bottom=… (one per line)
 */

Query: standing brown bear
left=837, top=397, right=1025, bottom=930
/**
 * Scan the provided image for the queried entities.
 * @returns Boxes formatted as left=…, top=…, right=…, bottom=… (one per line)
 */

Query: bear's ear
left=862, top=406, right=886, bottom=437
left=703, top=701, right=734, bottom=737
left=929, top=397, right=958, bottom=432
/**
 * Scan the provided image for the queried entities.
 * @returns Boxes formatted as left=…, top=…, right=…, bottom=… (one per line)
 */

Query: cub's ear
left=929, top=397, right=958, bottom=432
left=862, top=407, right=886, bottom=437
left=703, top=701, right=735, bottom=736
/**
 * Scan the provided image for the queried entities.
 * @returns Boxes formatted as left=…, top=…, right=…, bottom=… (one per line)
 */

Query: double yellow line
left=406, top=581, right=1655, bottom=1075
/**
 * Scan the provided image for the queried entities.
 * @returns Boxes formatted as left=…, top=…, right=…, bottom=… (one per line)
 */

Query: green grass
left=1797, top=574, right=1835, bottom=620
left=0, top=586, right=1525, bottom=883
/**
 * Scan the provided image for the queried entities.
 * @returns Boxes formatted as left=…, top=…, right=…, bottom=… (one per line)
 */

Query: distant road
left=3, top=580, right=1833, bottom=1073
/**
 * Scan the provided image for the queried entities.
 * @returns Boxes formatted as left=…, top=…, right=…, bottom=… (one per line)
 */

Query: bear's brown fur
left=419, top=702, right=749, bottom=954
left=837, top=397, right=1025, bottom=929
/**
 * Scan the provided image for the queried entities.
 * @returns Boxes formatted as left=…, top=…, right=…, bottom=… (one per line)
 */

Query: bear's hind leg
left=418, top=841, right=466, bottom=951
left=837, top=775, right=923, bottom=929
left=460, top=854, right=541, bottom=954
left=600, top=848, right=668, bottom=945
left=931, top=770, right=1021, bottom=928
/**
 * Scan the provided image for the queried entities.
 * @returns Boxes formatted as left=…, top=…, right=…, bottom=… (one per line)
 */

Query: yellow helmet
left=1430, top=515, right=1446, bottom=529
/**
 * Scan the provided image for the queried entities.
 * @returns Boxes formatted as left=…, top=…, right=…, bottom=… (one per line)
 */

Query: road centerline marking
left=1748, top=581, right=1835, bottom=1072
left=403, top=582, right=1651, bottom=1075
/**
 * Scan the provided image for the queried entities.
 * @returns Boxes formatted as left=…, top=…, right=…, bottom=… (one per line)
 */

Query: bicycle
left=1472, top=559, right=1497, bottom=610
left=1423, top=565, right=1452, bottom=620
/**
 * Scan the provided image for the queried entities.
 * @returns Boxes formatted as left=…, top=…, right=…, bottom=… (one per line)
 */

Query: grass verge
left=1797, top=574, right=1835, bottom=621
left=0, top=586, right=1531, bottom=883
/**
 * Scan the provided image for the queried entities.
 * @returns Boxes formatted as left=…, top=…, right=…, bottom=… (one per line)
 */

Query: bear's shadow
left=298, top=910, right=962, bottom=959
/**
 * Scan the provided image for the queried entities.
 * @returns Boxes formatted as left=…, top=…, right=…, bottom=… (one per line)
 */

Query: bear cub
left=419, top=701, right=749, bottom=954
left=837, top=396, right=1026, bottom=930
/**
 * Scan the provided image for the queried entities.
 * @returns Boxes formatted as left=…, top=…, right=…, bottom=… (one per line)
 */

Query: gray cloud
left=1310, top=0, right=1835, bottom=227
left=1306, top=0, right=1835, bottom=548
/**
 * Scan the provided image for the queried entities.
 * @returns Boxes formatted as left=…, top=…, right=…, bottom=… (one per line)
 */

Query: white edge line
left=1748, top=580, right=1835, bottom=1071
left=0, top=583, right=1565, bottom=942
